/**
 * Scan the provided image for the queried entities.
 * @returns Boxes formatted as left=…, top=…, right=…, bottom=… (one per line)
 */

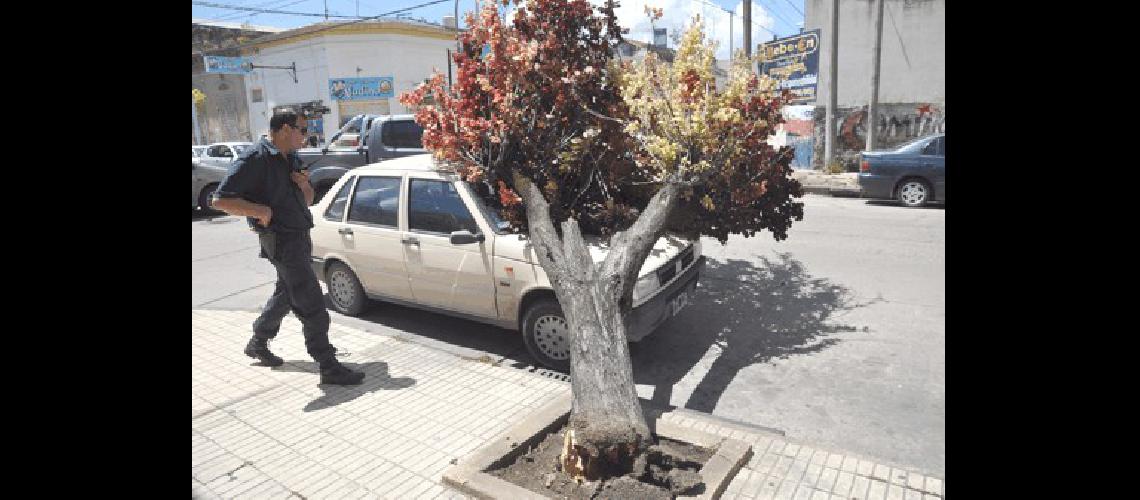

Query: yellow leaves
left=700, top=194, right=715, bottom=211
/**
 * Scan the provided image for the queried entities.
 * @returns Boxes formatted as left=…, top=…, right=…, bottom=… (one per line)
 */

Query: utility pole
left=866, top=0, right=884, bottom=152
left=324, top=0, right=328, bottom=21
left=743, top=1, right=751, bottom=58
left=192, top=92, right=202, bottom=145
left=824, top=0, right=839, bottom=169
left=728, top=8, right=734, bottom=60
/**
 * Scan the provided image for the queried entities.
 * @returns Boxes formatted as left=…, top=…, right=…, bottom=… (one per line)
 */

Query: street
left=192, top=194, right=945, bottom=476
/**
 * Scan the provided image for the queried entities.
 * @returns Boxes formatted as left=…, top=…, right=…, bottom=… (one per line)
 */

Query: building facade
left=193, top=19, right=284, bottom=145
left=803, top=0, right=945, bottom=169
left=238, top=20, right=457, bottom=146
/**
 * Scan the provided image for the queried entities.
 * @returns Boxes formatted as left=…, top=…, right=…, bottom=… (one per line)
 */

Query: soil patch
left=487, top=424, right=715, bottom=499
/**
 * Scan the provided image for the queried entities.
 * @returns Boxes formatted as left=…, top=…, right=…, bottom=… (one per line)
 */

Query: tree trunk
left=517, top=174, right=682, bottom=480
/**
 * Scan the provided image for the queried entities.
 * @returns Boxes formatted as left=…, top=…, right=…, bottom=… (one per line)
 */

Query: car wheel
left=521, top=298, right=571, bottom=372
left=326, top=262, right=368, bottom=316
left=897, top=179, right=930, bottom=207
left=198, top=184, right=218, bottom=212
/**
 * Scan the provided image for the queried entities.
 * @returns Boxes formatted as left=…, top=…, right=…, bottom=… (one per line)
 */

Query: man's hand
left=292, top=170, right=315, bottom=206
left=254, top=205, right=273, bottom=228
left=291, top=170, right=310, bottom=190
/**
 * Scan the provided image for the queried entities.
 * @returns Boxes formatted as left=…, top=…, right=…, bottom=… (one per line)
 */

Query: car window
left=922, top=137, right=944, bottom=156
left=392, top=121, right=424, bottom=149
left=206, top=145, right=224, bottom=157
left=894, top=135, right=934, bottom=154
left=408, top=179, right=479, bottom=235
left=380, top=122, right=397, bottom=148
left=323, top=177, right=356, bottom=222
left=347, top=176, right=401, bottom=227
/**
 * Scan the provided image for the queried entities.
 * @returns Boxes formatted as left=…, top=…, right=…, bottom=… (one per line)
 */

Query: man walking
left=213, top=110, right=365, bottom=385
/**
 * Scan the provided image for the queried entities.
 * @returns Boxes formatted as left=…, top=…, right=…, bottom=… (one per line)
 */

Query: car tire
left=520, top=298, right=572, bottom=372
left=198, top=184, right=218, bottom=212
left=896, top=178, right=930, bottom=208
left=325, top=262, right=368, bottom=316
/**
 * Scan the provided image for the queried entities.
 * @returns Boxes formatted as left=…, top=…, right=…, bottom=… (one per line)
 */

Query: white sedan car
left=308, top=154, right=704, bottom=370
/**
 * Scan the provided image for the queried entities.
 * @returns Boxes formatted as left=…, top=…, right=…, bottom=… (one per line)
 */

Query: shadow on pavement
left=631, top=252, right=877, bottom=413
left=269, top=360, right=417, bottom=412
left=863, top=199, right=945, bottom=210
left=325, top=296, right=541, bottom=369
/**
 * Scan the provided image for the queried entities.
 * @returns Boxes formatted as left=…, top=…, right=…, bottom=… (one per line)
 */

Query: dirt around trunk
left=488, top=424, right=715, bottom=499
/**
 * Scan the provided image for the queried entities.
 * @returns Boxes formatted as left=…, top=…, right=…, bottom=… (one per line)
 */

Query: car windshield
left=232, top=144, right=251, bottom=155
left=892, top=135, right=937, bottom=153
left=458, top=182, right=512, bottom=234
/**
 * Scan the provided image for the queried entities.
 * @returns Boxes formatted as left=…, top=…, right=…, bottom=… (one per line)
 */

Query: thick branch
left=516, top=173, right=569, bottom=282
left=601, top=182, right=682, bottom=307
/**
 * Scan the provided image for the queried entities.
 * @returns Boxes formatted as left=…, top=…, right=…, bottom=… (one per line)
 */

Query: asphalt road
left=191, top=194, right=945, bottom=475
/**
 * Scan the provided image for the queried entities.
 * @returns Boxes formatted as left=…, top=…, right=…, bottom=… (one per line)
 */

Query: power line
left=215, top=0, right=307, bottom=22
left=193, top=1, right=365, bottom=18
left=757, top=0, right=799, bottom=33
left=197, top=0, right=452, bottom=55
left=782, top=0, right=804, bottom=17
left=691, top=0, right=777, bottom=38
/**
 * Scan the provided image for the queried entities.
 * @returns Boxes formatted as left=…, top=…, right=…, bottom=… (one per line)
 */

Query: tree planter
left=443, top=393, right=752, bottom=500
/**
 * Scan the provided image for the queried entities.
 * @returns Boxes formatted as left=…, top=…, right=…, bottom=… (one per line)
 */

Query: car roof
left=354, top=154, right=454, bottom=175
left=211, top=141, right=253, bottom=147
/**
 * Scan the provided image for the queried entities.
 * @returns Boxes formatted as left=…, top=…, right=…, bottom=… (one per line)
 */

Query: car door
left=401, top=175, right=497, bottom=318
left=332, top=174, right=415, bottom=301
left=920, top=136, right=946, bottom=198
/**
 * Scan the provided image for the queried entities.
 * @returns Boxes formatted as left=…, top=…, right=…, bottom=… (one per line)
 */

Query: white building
left=239, top=19, right=457, bottom=144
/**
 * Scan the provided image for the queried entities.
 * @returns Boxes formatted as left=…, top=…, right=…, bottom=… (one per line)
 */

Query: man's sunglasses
left=289, top=123, right=309, bottom=134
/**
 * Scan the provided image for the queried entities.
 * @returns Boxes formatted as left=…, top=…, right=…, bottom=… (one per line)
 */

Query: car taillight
left=860, top=160, right=871, bottom=172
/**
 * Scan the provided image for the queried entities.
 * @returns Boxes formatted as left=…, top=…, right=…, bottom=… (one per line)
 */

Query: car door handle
left=401, top=237, right=419, bottom=246
left=338, top=227, right=353, bottom=235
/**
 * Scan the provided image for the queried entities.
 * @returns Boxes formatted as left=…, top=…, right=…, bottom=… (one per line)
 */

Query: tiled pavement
left=192, top=310, right=943, bottom=499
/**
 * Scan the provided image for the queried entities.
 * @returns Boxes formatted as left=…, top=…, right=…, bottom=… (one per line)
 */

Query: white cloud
left=588, top=0, right=778, bottom=60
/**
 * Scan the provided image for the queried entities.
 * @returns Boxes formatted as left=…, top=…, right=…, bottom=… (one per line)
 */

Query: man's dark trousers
left=251, top=230, right=336, bottom=366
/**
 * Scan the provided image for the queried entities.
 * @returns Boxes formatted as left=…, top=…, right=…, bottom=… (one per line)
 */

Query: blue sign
left=328, top=77, right=395, bottom=101
left=204, top=56, right=252, bottom=74
left=757, top=30, right=820, bottom=105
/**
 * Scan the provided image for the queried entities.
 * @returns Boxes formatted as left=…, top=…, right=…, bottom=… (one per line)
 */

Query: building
left=236, top=19, right=458, bottom=146
left=803, top=0, right=945, bottom=169
left=192, top=19, right=285, bottom=144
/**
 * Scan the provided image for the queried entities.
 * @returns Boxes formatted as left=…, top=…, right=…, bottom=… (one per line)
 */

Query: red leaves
left=498, top=180, right=522, bottom=207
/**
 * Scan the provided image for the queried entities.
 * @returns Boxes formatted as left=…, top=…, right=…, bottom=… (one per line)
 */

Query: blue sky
left=192, top=0, right=806, bottom=60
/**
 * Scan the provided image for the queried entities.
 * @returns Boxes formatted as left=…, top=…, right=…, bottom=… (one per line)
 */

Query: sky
left=192, top=0, right=806, bottom=60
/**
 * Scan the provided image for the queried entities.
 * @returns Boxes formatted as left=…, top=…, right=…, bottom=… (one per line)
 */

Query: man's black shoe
left=319, top=363, right=365, bottom=385
left=244, top=337, right=284, bottom=367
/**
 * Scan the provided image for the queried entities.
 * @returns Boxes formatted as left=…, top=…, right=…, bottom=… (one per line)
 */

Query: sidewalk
left=792, top=170, right=862, bottom=197
left=192, top=310, right=943, bottom=499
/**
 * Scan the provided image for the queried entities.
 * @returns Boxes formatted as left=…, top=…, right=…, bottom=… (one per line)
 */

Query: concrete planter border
left=442, top=392, right=754, bottom=500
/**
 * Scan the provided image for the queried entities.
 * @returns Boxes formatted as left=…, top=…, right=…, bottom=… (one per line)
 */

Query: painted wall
left=805, top=0, right=944, bottom=106
left=243, top=27, right=455, bottom=145
left=192, top=73, right=251, bottom=143
left=812, top=102, right=945, bottom=169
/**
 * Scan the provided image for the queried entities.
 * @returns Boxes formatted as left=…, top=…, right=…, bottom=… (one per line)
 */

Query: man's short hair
left=269, top=110, right=302, bottom=132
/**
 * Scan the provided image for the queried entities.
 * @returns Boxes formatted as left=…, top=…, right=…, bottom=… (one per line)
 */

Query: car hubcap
left=330, top=270, right=355, bottom=307
left=533, top=315, right=570, bottom=360
left=901, top=183, right=926, bottom=205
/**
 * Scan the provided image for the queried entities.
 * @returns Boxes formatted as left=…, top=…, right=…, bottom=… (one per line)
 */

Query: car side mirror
left=449, top=230, right=485, bottom=245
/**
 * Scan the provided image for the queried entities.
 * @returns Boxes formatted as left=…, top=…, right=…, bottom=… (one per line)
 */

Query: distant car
left=192, top=159, right=230, bottom=211
left=192, top=145, right=208, bottom=159
left=857, top=133, right=945, bottom=207
left=199, top=142, right=253, bottom=169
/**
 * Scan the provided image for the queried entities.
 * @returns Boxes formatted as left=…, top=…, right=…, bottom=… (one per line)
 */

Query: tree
left=399, top=0, right=803, bottom=481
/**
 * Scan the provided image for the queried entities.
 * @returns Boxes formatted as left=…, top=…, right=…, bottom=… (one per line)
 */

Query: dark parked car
left=857, top=133, right=945, bottom=207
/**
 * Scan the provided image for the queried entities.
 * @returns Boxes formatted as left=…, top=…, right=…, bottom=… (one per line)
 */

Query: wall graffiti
left=811, top=103, right=945, bottom=169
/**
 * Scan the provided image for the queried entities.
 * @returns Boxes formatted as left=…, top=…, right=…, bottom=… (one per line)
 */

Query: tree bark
left=517, top=174, right=682, bottom=480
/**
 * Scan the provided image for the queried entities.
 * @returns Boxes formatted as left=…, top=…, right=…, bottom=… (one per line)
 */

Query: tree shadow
left=269, top=360, right=417, bottom=412
left=631, top=252, right=877, bottom=413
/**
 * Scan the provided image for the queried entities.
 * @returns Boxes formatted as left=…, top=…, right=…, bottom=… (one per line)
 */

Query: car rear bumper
left=857, top=173, right=895, bottom=199
left=626, top=255, right=706, bottom=342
